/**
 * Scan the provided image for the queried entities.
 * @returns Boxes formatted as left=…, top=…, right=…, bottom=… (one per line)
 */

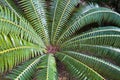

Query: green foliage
left=62, top=51, right=120, bottom=80
left=35, top=54, right=58, bottom=80
left=15, top=0, right=49, bottom=44
left=6, top=55, right=45, bottom=80
left=0, top=0, right=120, bottom=80
left=56, top=52, right=105, bottom=80
left=0, top=33, right=43, bottom=73
left=0, top=5, right=44, bottom=46
left=50, top=0, right=79, bottom=44
left=57, top=9, right=120, bottom=45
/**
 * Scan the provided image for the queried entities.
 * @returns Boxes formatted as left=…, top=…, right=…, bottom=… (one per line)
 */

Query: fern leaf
left=34, top=54, right=58, bottom=80
left=6, top=55, right=45, bottom=80
left=0, top=5, right=45, bottom=47
left=16, top=0, right=49, bottom=44
left=62, top=26, right=120, bottom=48
left=50, top=0, right=80, bottom=44
left=63, top=51, right=120, bottom=80
left=57, top=9, right=120, bottom=44
left=56, top=52, right=105, bottom=80
left=0, top=34, right=43, bottom=73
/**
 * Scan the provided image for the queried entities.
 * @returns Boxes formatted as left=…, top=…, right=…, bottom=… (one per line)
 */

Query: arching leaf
left=57, top=9, right=120, bottom=44
left=50, top=0, right=79, bottom=44
left=56, top=52, right=105, bottom=80
left=15, top=0, right=49, bottom=44
left=0, top=5, right=45, bottom=47
left=63, top=51, right=120, bottom=80
left=34, top=54, right=58, bottom=80
left=6, top=55, right=45, bottom=80
left=0, top=34, right=43, bottom=73
left=62, top=26, right=120, bottom=48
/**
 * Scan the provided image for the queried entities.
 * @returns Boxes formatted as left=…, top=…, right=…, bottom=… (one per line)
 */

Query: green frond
left=56, top=6, right=112, bottom=44
left=56, top=52, right=105, bottom=80
left=61, top=26, right=120, bottom=48
left=50, top=0, right=79, bottom=44
left=2, top=0, right=48, bottom=42
left=6, top=55, right=45, bottom=80
left=0, top=34, right=43, bottom=73
left=0, top=0, right=9, bottom=8
left=2, top=0, right=24, bottom=16
left=62, top=43, right=120, bottom=65
left=80, top=7, right=111, bottom=16
left=15, top=0, right=49, bottom=44
left=1, top=0, right=45, bottom=46
left=57, top=9, right=120, bottom=44
left=1, top=0, right=36, bottom=33
left=61, top=27, right=120, bottom=65
left=63, top=51, right=120, bottom=80
left=78, top=3, right=99, bottom=14
left=34, top=54, right=58, bottom=80
left=0, top=5, right=45, bottom=47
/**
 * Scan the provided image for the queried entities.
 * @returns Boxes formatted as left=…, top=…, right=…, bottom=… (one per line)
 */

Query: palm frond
left=56, top=52, right=105, bottom=80
left=2, top=0, right=23, bottom=16
left=6, top=55, right=45, bottom=80
left=15, top=0, right=49, bottom=44
left=0, top=34, right=43, bottom=73
left=62, top=43, right=120, bottom=65
left=63, top=51, right=120, bottom=80
left=0, top=0, right=9, bottom=8
left=61, top=26, right=120, bottom=48
left=1, top=0, right=39, bottom=34
left=57, top=9, right=120, bottom=44
left=56, top=6, right=112, bottom=44
left=1, top=0, right=45, bottom=45
left=0, top=5, right=45, bottom=47
left=50, top=0, right=80, bottom=44
left=60, top=27, right=120, bottom=65
left=34, top=54, right=58, bottom=80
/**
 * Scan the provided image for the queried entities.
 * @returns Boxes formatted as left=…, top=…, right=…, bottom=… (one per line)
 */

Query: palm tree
left=0, top=0, right=120, bottom=80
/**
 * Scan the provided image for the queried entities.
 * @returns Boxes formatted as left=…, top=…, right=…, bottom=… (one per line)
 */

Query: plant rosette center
left=46, top=45, right=60, bottom=54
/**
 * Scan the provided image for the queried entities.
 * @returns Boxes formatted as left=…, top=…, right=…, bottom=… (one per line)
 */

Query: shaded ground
left=57, top=60, right=77, bottom=80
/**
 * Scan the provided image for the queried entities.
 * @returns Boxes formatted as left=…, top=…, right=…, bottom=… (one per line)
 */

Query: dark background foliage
left=45, top=0, right=120, bottom=13
left=85, top=0, right=120, bottom=13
